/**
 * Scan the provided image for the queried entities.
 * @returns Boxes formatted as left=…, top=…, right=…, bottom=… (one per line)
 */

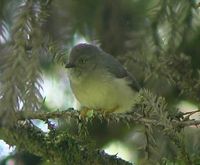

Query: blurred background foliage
left=0, top=0, right=200, bottom=164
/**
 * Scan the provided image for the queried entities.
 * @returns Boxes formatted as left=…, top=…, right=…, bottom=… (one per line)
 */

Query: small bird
left=65, top=43, right=140, bottom=114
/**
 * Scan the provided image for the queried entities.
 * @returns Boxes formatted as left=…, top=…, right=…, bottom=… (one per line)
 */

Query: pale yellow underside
left=69, top=71, right=137, bottom=113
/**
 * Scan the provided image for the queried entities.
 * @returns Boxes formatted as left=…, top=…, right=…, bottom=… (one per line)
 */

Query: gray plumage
left=68, top=43, right=140, bottom=90
left=65, top=43, right=140, bottom=113
left=100, top=51, right=140, bottom=91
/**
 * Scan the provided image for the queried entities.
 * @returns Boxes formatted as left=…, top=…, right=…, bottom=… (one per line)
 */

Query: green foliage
left=0, top=0, right=50, bottom=124
left=0, top=0, right=200, bottom=164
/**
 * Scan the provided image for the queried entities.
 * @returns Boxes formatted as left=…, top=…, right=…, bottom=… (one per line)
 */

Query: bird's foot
left=79, top=107, right=93, bottom=119
left=96, top=106, right=119, bottom=118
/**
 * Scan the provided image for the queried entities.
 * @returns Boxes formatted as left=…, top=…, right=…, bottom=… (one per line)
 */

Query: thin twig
left=182, top=109, right=200, bottom=117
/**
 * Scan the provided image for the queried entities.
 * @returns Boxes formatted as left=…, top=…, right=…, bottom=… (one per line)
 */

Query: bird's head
left=65, top=43, right=102, bottom=81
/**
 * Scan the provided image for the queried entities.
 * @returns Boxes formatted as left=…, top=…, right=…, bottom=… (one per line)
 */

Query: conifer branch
left=13, top=109, right=200, bottom=128
left=0, top=121, right=132, bottom=165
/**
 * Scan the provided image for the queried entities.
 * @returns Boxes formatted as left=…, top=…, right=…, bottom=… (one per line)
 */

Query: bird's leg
left=96, top=105, right=120, bottom=118
left=79, top=105, right=120, bottom=120
left=79, top=106, right=93, bottom=118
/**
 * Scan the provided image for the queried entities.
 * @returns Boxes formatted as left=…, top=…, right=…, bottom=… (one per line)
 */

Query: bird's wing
left=102, top=52, right=141, bottom=91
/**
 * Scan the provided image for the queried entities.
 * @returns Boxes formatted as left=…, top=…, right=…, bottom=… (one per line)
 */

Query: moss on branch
left=0, top=121, right=132, bottom=165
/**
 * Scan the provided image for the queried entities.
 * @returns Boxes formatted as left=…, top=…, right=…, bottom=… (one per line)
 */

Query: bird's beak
left=65, top=63, right=76, bottom=68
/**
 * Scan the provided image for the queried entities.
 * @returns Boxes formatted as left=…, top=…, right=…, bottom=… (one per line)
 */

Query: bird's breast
left=70, top=73, right=137, bottom=113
